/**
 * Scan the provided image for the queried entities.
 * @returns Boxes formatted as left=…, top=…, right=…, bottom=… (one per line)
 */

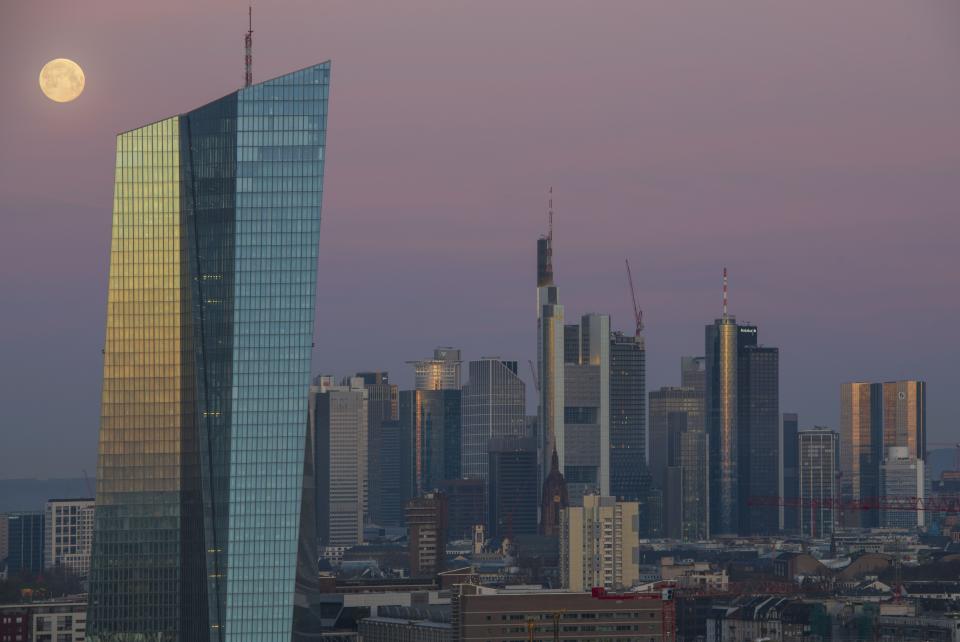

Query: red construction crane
left=625, top=259, right=643, bottom=335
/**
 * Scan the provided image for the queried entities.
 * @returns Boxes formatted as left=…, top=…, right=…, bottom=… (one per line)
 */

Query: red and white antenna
left=244, top=6, right=253, bottom=87
left=722, top=267, right=729, bottom=318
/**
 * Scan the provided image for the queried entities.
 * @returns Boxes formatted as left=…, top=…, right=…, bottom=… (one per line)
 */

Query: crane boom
left=625, top=259, right=643, bottom=335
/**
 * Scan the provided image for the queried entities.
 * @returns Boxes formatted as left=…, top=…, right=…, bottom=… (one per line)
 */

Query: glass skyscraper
left=88, top=62, right=331, bottom=642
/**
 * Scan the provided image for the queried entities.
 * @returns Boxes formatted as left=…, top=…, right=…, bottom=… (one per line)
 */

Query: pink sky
left=1, top=1, right=959, bottom=477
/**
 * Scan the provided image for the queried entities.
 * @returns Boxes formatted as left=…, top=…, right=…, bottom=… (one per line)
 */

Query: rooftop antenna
left=244, top=6, right=253, bottom=87
left=548, top=186, right=554, bottom=241
left=722, top=267, right=729, bottom=319
left=625, top=259, right=644, bottom=335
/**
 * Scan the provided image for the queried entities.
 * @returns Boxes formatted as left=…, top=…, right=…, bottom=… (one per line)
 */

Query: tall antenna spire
left=548, top=186, right=554, bottom=241
left=244, top=6, right=254, bottom=87
left=722, top=266, right=729, bottom=319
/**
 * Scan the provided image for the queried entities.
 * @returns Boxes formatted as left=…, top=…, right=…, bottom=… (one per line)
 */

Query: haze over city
left=2, top=0, right=959, bottom=481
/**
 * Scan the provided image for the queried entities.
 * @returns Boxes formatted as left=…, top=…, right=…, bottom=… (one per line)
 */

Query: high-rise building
left=780, top=413, right=800, bottom=532
left=356, top=371, right=398, bottom=527
left=406, top=492, right=447, bottom=578
left=664, top=412, right=710, bottom=541
left=440, top=478, right=486, bottom=542
left=0, top=515, right=9, bottom=566
left=705, top=285, right=780, bottom=536
left=400, top=388, right=462, bottom=498
left=87, top=62, right=331, bottom=641
left=609, top=331, right=646, bottom=501
left=378, top=419, right=407, bottom=527
left=562, top=313, right=610, bottom=504
left=880, top=446, right=925, bottom=529
left=312, top=376, right=368, bottom=547
left=798, top=428, right=839, bottom=538
left=649, top=387, right=703, bottom=489
left=536, top=205, right=566, bottom=522
left=560, top=495, right=640, bottom=591
left=44, top=498, right=94, bottom=577
left=681, top=356, right=706, bottom=396
left=460, top=358, right=526, bottom=482
left=411, top=348, right=462, bottom=391
left=488, top=436, right=539, bottom=540
left=7, top=513, right=44, bottom=575
left=840, top=380, right=926, bottom=528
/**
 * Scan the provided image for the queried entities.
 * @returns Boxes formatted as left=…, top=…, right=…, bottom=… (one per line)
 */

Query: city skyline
left=3, top=0, right=960, bottom=478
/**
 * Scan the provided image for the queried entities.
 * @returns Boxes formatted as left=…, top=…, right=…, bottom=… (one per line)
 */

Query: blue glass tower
left=88, top=62, right=331, bottom=642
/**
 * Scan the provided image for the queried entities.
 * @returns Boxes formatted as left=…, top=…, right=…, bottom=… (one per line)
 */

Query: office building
left=412, top=348, right=462, bottom=391
left=400, top=388, right=462, bottom=498
left=439, top=479, right=486, bottom=542
left=562, top=313, right=610, bottom=504
left=406, top=492, right=447, bottom=578
left=649, top=386, right=703, bottom=489
left=681, top=356, right=706, bottom=396
left=0, top=515, right=8, bottom=566
left=560, top=495, right=640, bottom=591
left=881, top=446, right=925, bottom=529
left=487, top=436, right=538, bottom=540
left=313, top=376, right=368, bottom=547
left=798, top=428, right=840, bottom=538
left=356, top=371, right=398, bottom=527
left=452, top=584, right=670, bottom=642
left=87, top=62, right=331, bottom=641
left=780, top=413, right=800, bottom=532
left=44, top=498, right=94, bottom=577
left=609, top=331, right=647, bottom=501
left=378, top=419, right=407, bottom=527
left=840, top=380, right=926, bottom=528
left=6, top=513, right=44, bottom=575
left=705, top=280, right=780, bottom=536
left=664, top=412, right=710, bottom=541
left=460, top=358, right=526, bottom=482
left=536, top=205, right=566, bottom=522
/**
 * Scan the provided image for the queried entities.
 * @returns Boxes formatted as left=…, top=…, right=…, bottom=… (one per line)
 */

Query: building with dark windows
left=460, top=358, right=526, bottom=483
left=87, top=62, right=331, bottom=642
left=664, top=412, right=710, bottom=541
left=649, top=386, right=703, bottom=491
left=6, top=513, right=44, bottom=575
left=705, top=282, right=780, bottom=536
left=780, top=413, right=800, bottom=532
left=609, top=331, right=647, bottom=501
left=880, top=446, right=925, bottom=529
left=488, top=437, right=538, bottom=540
left=406, top=492, right=448, bottom=578
left=439, top=479, right=486, bottom=542
left=797, top=427, right=840, bottom=537
left=356, top=371, right=398, bottom=527
left=379, top=419, right=407, bottom=527
left=840, top=380, right=926, bottom=528
left=400, top=389, right=462, bottom=499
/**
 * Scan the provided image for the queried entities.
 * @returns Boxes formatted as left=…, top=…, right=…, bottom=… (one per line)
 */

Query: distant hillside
left=0, top=478, right=91, bottom=513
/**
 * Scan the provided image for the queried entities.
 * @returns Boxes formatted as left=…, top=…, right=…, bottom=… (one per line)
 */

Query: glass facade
left=88, top=62, right=331, bottom=642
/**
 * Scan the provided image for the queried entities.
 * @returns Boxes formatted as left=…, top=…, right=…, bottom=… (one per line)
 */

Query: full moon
left=39, top=58, right=85, bottom=103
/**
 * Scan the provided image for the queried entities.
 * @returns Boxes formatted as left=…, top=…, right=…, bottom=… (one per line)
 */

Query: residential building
left=1, top=598, right=88, bottom=642
left=313, top=376, right=368, bottom=547
left=560, top=494, right=640, bottom=591
left=880, top=446, right=925, bottom=529
left=798, top=427, right=840, bottom=537
left=487, top=436, right=538, bottom=540
left=44, top=498, right=94, bottom=577
left=840, top=380, right=927, bottom=528
left=356, top=371, right=398, bottom=527
left=780, top=413, right=800, bottom=532
left=6, top=513, right=44, bottom=575
left=452, top=584, right=671, bottom=642
left=609, top=331, right=647, bottom=501
left=407, top=492, right=447, bottom=578
left=460, top=358, right=526, bottom=483
left=87, top=62, right=331, bottom=640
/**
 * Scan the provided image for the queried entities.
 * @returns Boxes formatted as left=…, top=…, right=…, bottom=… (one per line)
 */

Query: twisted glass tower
left=88, top=62, right=331, bottom=642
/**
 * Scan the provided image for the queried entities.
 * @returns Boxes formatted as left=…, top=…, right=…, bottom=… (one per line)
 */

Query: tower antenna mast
left=625, top=259, right=643, bottom=335
left=244, top=6, right=253, bottom=87
left=722, top=267, right=728, bottom=319
left=548, top=186, right=553, bottom=241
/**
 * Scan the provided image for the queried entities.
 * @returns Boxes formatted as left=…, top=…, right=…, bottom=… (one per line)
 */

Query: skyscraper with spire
left=705, top=269, right=779, bottom=536
left=537, top=189, right=568, bottom=533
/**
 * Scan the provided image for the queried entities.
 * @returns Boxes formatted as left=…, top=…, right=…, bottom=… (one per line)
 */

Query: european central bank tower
left=88, top=63, right=331, bottom=642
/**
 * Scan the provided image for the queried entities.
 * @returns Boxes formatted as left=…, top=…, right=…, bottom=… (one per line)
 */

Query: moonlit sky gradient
left=1, top=1, right=959, bottom=478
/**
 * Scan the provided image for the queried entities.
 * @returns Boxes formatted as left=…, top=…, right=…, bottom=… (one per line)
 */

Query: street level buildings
left=44, top=498, right=94, bottom=577
left=87, top=62, right=331, bottom=641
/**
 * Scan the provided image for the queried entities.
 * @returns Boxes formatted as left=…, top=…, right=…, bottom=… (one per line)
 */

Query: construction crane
left=625, top=259, right=643, bottom=335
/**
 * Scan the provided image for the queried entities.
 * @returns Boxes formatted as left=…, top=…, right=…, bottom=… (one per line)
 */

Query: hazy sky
left=1, top=1, right=959, bottom=479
